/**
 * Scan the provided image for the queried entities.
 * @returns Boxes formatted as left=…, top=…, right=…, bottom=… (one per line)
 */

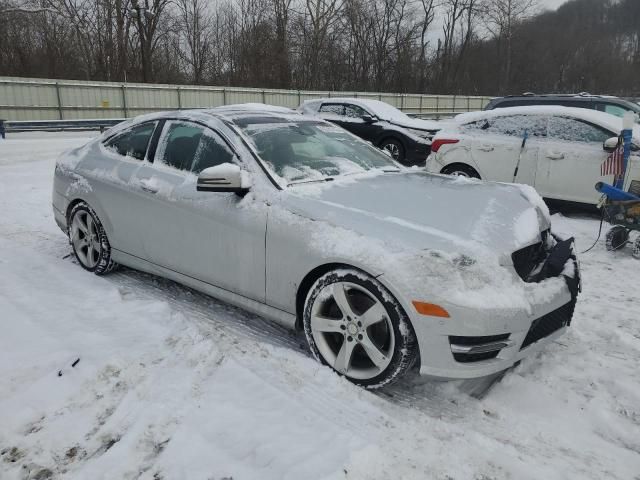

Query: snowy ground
left=1, top=132, right=639, bottom=480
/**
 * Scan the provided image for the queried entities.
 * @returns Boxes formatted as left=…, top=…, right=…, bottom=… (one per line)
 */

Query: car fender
left=431, top=143, right=482, bottom=176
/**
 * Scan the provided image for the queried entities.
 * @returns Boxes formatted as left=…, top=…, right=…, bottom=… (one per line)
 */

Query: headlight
left=405, top=128, right=432, bottom=139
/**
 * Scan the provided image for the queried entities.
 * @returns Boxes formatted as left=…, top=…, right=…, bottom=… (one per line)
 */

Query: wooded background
left=1, top=0, right=639, bottom=97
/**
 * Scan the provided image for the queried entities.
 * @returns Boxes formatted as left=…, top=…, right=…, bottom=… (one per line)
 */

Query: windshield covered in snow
left=235, top=117, right=398, bottom=184
left=356, top=99, right=411, bottom=123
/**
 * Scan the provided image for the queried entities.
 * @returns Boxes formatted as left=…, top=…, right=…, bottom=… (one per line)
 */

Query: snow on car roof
left=210, top=103, right=298, bottom=115
left=455, top=105, right=639, bottom=137
left=303, top=97, right=408, bottom=121
left=302, top=97, right=441, bottom=130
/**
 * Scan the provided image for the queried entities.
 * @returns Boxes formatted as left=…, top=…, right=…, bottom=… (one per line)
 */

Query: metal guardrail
left=0, top=76, right=493, bottom=124
left=0, top=110, right=461, bottom=138
left=1, top=118, right=124, bottom=135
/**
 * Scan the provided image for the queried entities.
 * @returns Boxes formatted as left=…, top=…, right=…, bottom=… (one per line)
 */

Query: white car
left=426, top=106, right=640, bottom=205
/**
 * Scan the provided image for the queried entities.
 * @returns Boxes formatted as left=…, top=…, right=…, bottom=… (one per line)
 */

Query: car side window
left=344, top=104, right=369, bottom=118
left=156, top=121, right=235, bottom=173
left=463, top=115, right=547, bottom=138
left=104, top=122, right=157, bottom=160
left=595, top=103, right=627, bottom=118
left=319, top=104, right=345, bottom=116
left=547, top=117, right=612, bottom=143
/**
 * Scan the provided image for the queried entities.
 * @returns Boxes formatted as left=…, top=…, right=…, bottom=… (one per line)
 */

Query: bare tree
left=176, top=0, right=211, bottom=83
left=480, top=0, right=538, bottom=92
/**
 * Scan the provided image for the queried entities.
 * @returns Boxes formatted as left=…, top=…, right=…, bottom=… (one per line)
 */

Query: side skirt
left=111, top=249, right=298, bottom=330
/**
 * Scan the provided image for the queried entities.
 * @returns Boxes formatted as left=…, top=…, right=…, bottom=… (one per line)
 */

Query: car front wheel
left=68, top=202, right=118, bottom=275
left=380, top=138, right=405, bottom=164
left=303, top=269, right=418, bottom=388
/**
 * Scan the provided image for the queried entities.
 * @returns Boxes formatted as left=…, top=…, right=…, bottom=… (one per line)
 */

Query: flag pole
left=615, top=112, right=635, bottom=190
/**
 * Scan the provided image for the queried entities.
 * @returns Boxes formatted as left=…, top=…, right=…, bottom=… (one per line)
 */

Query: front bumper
left=405, top=142, right=431, bottom=165
left=411, top=238, right=580, bottom=380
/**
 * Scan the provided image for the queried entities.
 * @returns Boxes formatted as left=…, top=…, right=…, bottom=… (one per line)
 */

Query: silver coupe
left=53, top=105, right=580, bottom=388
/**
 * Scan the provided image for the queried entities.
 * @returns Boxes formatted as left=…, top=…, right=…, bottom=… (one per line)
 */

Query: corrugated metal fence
left=0, top=76, right=492, bottom=121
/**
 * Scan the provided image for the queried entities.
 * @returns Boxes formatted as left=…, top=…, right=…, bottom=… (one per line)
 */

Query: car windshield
left=357, top=100, right=411, bottom=123
left=235, top=117, right=398, bottom=184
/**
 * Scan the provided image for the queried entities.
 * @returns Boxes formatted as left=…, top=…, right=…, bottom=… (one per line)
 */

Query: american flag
left=601, top=139, right=625, bottom=178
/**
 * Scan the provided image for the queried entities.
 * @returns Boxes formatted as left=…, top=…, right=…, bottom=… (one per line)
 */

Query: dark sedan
left=300, top=98, right=442, bottom=165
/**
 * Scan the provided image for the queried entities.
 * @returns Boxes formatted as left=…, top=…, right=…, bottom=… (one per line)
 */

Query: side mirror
left=603, top=137, right=619, bottom=153
left=197, top=163, right=250, bottom=195
left=361, top=114, right=375, bottom=123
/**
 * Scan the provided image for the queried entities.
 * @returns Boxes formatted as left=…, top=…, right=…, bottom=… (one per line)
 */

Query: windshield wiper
left=287, top=177, right=334, bottom=187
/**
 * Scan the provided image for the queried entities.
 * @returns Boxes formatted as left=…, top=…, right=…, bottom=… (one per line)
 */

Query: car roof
left=496, top=92, right=618, bottom=100
left=487, top=93, right=639, bottom=109
left=455, top=105, right=628, bottom=133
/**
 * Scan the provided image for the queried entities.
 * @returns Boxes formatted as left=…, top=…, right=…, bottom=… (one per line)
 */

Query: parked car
left=299, top=98, right=441, bottom=165
left=485, top=93, right=640, bottom=121
left=426, top=106, right=640, bottom=206
left=53, top=104, right=580, bottom=388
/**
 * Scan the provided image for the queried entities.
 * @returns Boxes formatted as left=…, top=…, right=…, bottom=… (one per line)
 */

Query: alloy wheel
left=70, top=210, right=102, bottom=269
left=309, top=281, right=395, bottom=380
left=382, top=142, right=400, bottom=160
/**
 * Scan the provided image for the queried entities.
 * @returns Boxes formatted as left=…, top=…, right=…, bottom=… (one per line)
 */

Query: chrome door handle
left=546, top=152, right=565, bottom=160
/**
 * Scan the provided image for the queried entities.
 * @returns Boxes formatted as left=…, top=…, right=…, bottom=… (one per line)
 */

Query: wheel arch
left=377, top=134, right=406, bottom=150
left=440, top=162, right=482, bottom=179
left=65, top=196, right=114, bottom=235
left=296, top=262, right=354, bottom=329
left=294, top=262, right=418, bottom=335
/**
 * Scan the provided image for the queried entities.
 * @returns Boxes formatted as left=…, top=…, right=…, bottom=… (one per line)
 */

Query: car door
left=342, top=103, right=383, bottom=142
left=466, top=115, right=544, bottom=185
left=535, top=116, right=614, bottom=204
left=93, top=120, right=159, bottom=257
left=131, top=119, right=267, bottom=301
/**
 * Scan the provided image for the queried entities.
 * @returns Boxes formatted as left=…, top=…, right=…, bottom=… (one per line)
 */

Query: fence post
left=0, top=119, right=5, bottom=139
left=298, top=90, right=301, bottom=106
left=177, top=86, right=182, bottom=110
left=400, top=94, right=404, bottom=111
left=223, top=88, right=227, bottom=105
left=55, top=82, right=63, bottom=120
left=261, top=89, right=266, bottom=104
left=121, top=84, right=128, bottom=118
left=436, top=96, right=439, bottom=113
left=419, top=95, right=423, bottom=114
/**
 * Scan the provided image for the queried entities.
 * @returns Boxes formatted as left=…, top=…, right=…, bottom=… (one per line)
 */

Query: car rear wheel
left=441, top=164, right=481, bottom=179
left=303, top=269, right=418, bottom=389
left=380, top=138, right=405, bottom=164
left=605, top=225, right=629, bottom=251
left=68, top=202, right=118, bottom=275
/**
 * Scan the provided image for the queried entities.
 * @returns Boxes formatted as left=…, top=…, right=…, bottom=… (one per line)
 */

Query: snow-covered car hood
left=283, top=171, right=549, bottom=263
left=380, top=116, right=441, bottom=132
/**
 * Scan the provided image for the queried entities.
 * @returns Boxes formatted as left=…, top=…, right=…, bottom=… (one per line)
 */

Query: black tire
left=632, top=236, right=640, bottom=259
left=441, top=163, right=481, bottom=179
left=379, top=138, right=406, bottom=164
left=605, top=225, right=629, bottom=251
left=303, top=269, right=418, bottom=389
left=68, top=202, right=118, bottom=275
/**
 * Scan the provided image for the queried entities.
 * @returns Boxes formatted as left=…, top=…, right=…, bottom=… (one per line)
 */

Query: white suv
left=426, top=106, right=640, bottom=205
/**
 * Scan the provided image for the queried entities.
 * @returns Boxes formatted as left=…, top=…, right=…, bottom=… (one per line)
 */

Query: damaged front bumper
left=412, top=235, right=581, bottom=380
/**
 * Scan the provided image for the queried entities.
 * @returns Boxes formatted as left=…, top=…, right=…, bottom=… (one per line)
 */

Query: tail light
left=431, top=139, right=459, bottom=153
